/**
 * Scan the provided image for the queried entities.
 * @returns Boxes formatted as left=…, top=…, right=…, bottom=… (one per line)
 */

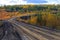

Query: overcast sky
left=0, top=0, right=60, bottom=5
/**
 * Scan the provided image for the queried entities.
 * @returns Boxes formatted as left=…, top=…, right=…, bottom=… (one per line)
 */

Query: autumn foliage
left=0, top=5, right=60, bottom=30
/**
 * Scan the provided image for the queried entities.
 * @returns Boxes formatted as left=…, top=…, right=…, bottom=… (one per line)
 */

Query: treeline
left=3, top=5, right=60, bottom=13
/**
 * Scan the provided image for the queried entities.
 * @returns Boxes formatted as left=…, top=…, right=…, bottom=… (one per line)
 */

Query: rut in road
left=10, top=20, right=60, bottom=40
left=0, top=21, right=22, bottom=40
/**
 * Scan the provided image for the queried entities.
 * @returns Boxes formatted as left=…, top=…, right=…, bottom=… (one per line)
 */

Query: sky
left=0, top=0, right=60, bottom=5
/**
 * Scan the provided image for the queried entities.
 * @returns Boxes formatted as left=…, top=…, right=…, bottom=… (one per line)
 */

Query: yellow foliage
left=46, top=13, right=57, bottom=28
left=29, top=16, right=37, bottom=24
left=23, top=6, right=29, bottom=8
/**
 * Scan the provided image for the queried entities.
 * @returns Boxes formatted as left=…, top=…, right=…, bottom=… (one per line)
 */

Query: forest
left=0, top=5, right=60, bottom=30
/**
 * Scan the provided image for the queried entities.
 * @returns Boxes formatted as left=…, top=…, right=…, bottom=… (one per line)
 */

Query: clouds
left=9, top=0, right=27, bottom=4
left=0, top=0, right=60, bottom=5
left=0, top=0, right=27, bottom=5
left=45, top=0, right=60, bottom=4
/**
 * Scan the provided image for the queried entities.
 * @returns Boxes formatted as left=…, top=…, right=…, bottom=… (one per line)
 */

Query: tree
left=37, top=12, right=42, bottom=26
